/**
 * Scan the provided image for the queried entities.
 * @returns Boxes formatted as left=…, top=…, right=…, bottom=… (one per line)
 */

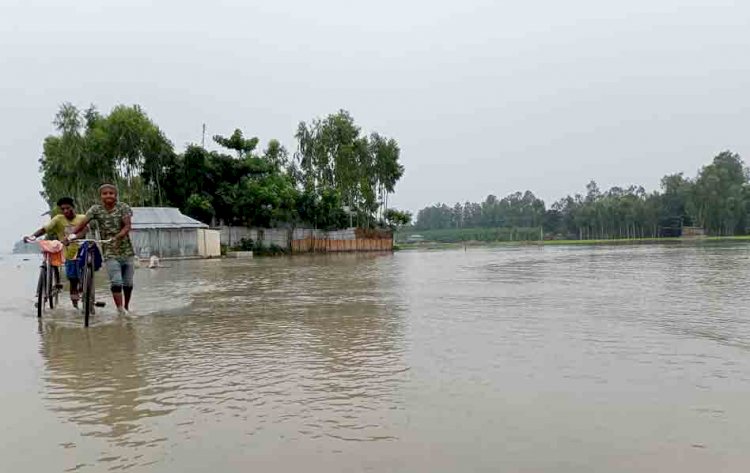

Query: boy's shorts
left=64, top=260, right=80, bottom=281
left=105, top=257, right=135, bottom=287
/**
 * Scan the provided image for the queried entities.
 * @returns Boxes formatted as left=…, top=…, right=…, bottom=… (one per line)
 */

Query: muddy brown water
left=1, top=245, right=749, bottom=472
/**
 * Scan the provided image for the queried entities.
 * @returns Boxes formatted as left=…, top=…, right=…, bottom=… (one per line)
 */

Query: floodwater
left=1, top=244, right=750, bottom=472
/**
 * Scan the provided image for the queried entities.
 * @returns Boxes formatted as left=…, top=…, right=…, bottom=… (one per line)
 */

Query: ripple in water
left=1, top=247, right=750, bottom=472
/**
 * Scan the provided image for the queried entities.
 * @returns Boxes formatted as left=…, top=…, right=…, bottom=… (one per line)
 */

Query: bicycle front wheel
left=82, top=265, right=94, bottom=327
left=46, top=262, right=55, bottom=310
left=36, top=265, right=46, bottom=318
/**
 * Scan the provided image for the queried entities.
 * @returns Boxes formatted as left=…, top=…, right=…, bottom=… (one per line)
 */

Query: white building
left=131, top=207, right=220, bottom=258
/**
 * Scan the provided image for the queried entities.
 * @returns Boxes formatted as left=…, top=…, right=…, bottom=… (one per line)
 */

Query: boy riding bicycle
left=24, top=197, right=87, bottom=308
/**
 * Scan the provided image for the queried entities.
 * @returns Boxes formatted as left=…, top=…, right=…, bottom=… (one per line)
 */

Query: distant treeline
left=12, top=240, right=37, bottom=254
left=414, top=151, right=750, bottom=239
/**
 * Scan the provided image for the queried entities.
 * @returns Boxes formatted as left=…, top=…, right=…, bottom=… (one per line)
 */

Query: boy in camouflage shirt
left=69, top=184, right=135, bottom=314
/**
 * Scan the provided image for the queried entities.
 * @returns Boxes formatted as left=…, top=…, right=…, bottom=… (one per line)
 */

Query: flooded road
left=2, top=245, right=750, bottom=472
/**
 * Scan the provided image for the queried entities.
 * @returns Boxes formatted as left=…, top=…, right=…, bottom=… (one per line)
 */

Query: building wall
left=132, top=228, right=200, bottom=258
left=220, top=226, right=256, bottom=248
left=217, top=226, right=393, bottom=253
left=681, top=226, right=706, bottom=238
left=197, top=229, right=221, bottom=257
left=291, top=237, right=392, bottom=253
left=219, top=227, right=290, bottom=248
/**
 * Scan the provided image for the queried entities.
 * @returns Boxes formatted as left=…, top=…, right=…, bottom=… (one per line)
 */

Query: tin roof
left=132, top=207, right=208, bottom=229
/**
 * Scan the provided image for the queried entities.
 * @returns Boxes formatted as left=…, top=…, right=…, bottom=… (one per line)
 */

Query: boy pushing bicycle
left=68, top=184, right=135, bottom=314
left=24, top=197, right=87, bottom=308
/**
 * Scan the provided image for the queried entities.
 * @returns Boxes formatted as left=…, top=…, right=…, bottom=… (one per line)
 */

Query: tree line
left=414, top=151, right=750, bottom=239
left=39, top=104, right=407, bottom=230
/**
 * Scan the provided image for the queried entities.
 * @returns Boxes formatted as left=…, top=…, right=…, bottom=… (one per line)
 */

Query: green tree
left=688, top=151, right=747, bottom=235
left=384, top=209, right=412, bottom=229
left=659, top=173, right=693, bottom=234
left=370, top=133, right=405, bottom=219
left=213, top=129, right=259, bottom=159
left=87, top=104, right=174, bottom=206
left=40, top=103, right=174, bottom=210
left=40, top=103, right=406, bottom=232
left=295, top=110, right=404, bottom=227
left=185, top=193, right=215, bottom=224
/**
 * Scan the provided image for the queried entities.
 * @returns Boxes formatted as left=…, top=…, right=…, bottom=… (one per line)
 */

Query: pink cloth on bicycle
left=38, top=240, right=65, bottom=266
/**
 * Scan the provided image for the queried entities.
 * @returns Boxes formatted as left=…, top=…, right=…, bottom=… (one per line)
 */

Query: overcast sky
left=1, top=0, right=749, bottom=248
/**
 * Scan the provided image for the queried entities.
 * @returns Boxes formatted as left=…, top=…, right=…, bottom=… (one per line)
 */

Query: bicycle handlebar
left=27, top=238, right=63, bottom=245
left=74, top=238, right=113, bottom=244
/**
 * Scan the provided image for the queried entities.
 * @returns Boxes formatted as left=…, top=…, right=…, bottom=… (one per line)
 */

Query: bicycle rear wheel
left=53, top=266, right=60, bottom=308
left=36, top=265, right=46, bottom=318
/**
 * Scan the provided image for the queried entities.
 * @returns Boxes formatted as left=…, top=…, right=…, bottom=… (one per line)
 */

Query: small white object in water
left=148, top=255, right=160, bottom=268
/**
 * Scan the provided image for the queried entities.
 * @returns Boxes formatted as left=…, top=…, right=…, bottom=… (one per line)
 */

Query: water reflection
left=8, top=245, right=749, bottom=472
left=39, top=321, right=172, bottom=444
left=35, top=254, right=408, bottom=470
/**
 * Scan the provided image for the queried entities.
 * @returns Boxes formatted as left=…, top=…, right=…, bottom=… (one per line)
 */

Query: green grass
left=396, top=235, right=750, bottom=250
left=396, top=227, right=543, bottom=244
left=539, top=237, right=680, bottom=245
left=540, top=235, right=750, bottom=246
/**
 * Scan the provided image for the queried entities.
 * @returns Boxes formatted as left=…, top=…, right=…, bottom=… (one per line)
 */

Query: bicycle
left=73, top=238, right=110, bottom=327
left=30, top=239, right=63, bottom=318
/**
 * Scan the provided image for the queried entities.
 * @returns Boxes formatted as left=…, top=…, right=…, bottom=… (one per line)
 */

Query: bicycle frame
left=75, top=239, right=109, bottom=327
left=34, top=241, right=61, bottom=318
